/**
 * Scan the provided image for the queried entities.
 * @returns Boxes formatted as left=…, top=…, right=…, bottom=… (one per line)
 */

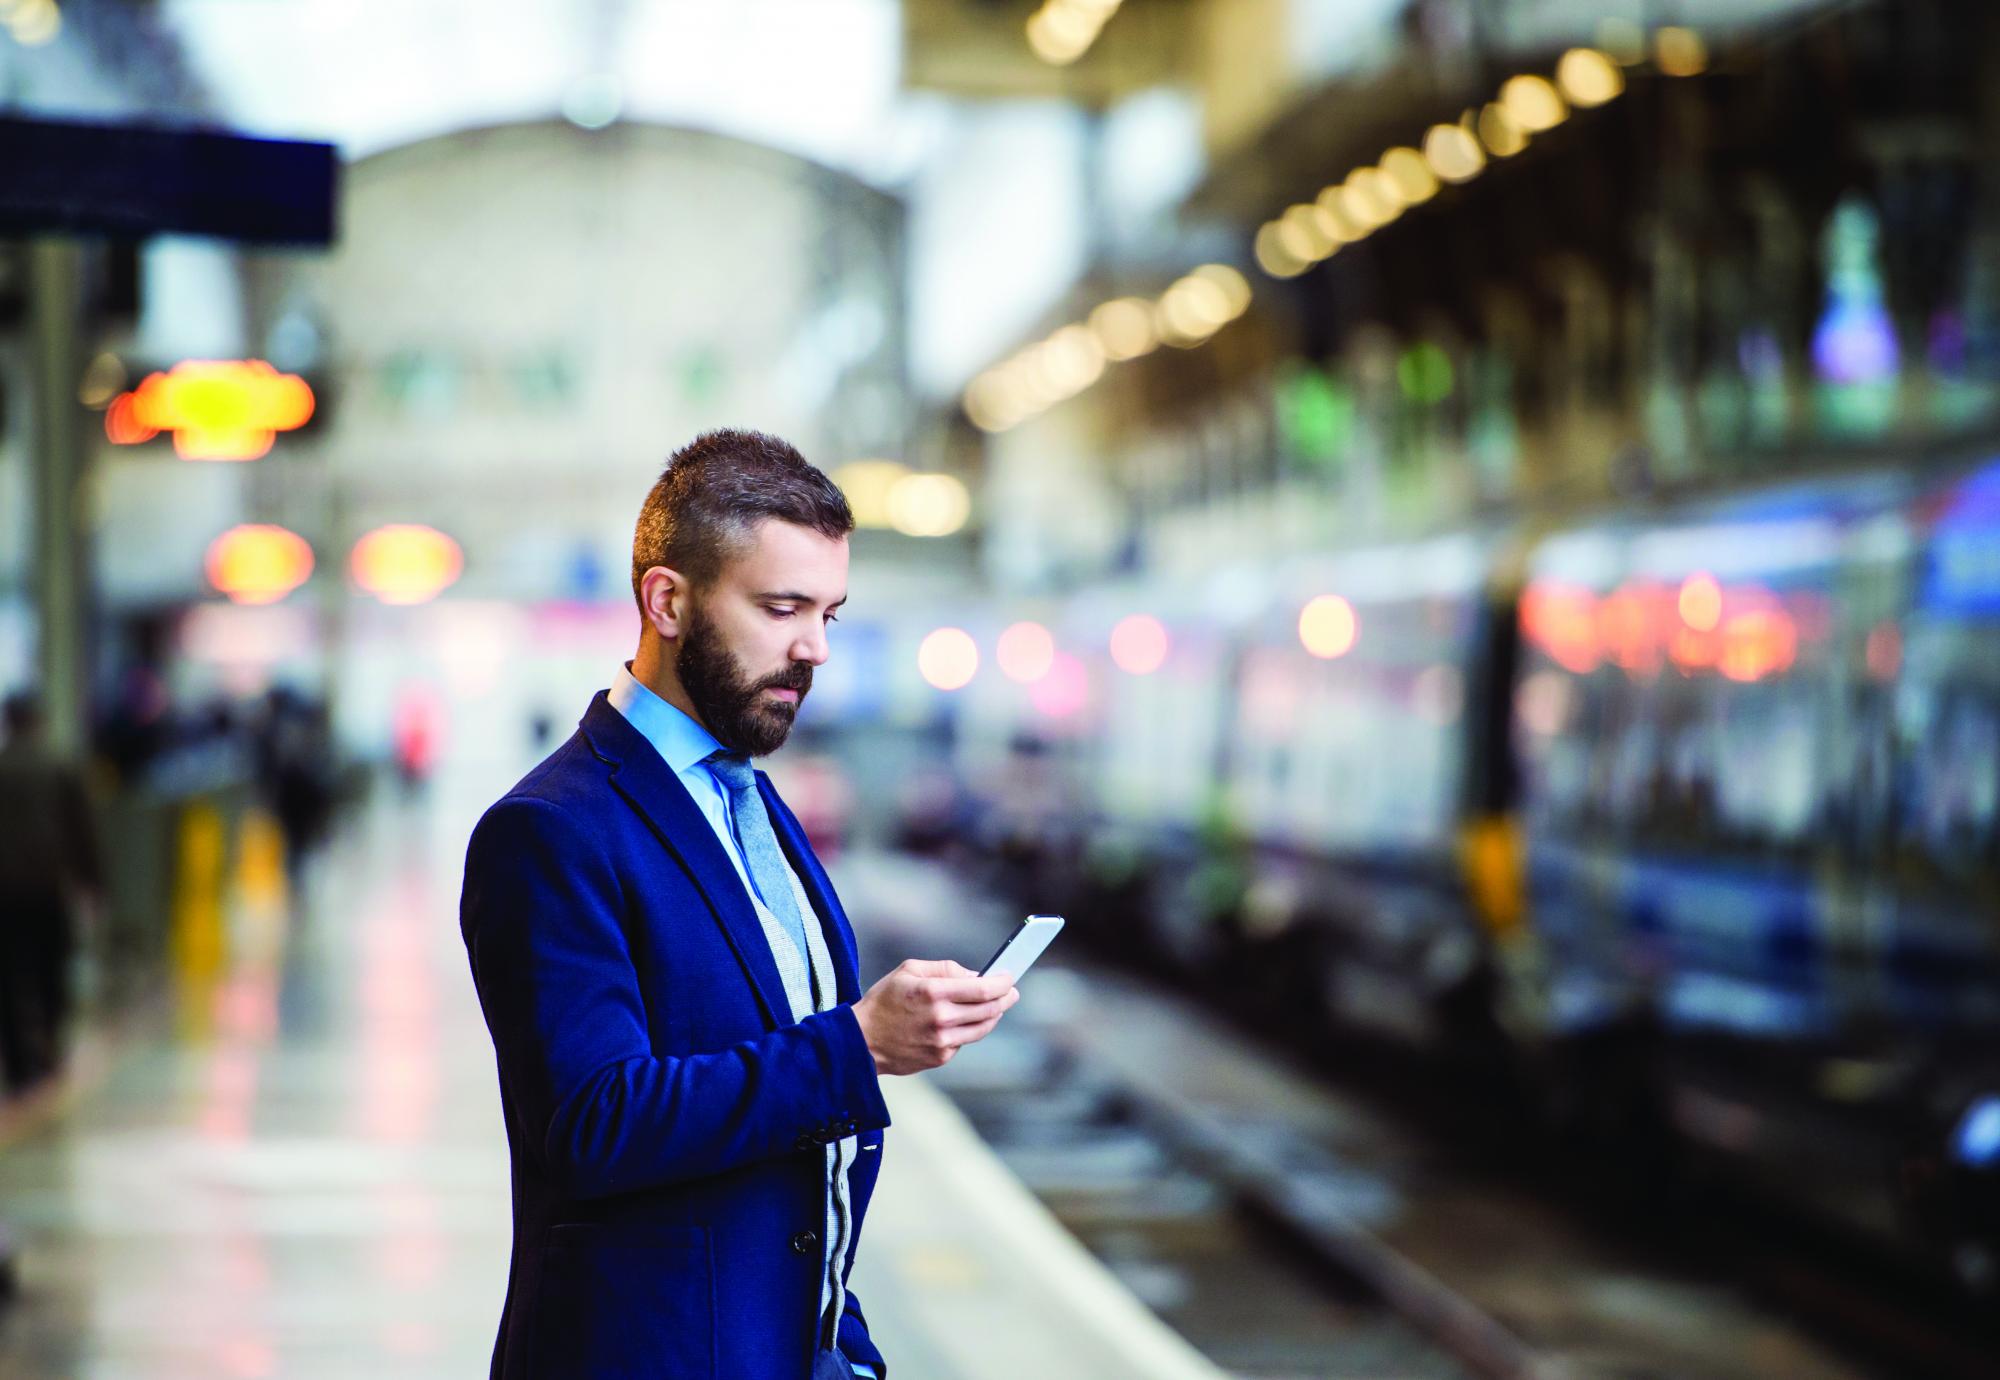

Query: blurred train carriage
left=948, top=454, right=2000, bottom=1294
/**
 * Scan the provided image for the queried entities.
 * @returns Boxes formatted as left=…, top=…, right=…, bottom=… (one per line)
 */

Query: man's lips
left=765, top=687, right=801, bottom=704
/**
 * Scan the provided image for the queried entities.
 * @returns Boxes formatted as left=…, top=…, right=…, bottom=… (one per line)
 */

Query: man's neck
left=628, top=646, right=714, bottom=737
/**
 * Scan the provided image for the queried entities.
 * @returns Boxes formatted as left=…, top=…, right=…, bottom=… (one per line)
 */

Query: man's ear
left=638, top=566, right=690, bottom=641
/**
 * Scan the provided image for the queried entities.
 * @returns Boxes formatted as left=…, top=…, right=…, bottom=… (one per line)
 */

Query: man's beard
left=676, top=602, right=812, bottom=757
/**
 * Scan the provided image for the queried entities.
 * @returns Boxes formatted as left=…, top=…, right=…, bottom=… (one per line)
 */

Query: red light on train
left=1717, top=609, right=1798, bottom=682
left=109, top=360, right=315, bottom=461
left=1678, top=573, right=1722, bottom=631
left=1597, top=584, right=1665, bottom=677
left=1520, top=583, right=1599, bottom=673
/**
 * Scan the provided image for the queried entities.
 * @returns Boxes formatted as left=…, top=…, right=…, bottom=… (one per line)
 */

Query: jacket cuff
left=813, top=1003, right=891, bottom=1134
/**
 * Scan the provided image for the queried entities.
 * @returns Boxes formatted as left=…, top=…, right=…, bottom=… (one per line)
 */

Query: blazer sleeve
left=461, top=794, right=890, bottom=1200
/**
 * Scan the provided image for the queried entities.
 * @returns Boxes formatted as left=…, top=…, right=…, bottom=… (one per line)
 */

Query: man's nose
left=790, top=628, right=830, bottom=667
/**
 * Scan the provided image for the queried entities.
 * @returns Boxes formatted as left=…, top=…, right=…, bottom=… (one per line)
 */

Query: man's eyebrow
left=756, top=591, right=848, bottom=609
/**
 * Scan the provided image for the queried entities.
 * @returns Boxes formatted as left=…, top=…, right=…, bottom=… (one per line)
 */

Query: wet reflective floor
left=0, top=799, right=511, bottom=1379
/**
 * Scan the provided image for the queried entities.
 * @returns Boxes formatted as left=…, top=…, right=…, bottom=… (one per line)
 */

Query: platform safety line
left=880, top=1074, right=1232, bottom=1380
left=1048, top=1027, right=1573, bottom=1380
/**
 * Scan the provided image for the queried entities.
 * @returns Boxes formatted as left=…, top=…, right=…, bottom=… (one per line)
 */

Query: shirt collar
left=608, top=662, right=728, bottom=775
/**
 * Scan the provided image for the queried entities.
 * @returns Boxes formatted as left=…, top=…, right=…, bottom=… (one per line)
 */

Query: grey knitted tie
left=705, top=752, right=811, bottom=962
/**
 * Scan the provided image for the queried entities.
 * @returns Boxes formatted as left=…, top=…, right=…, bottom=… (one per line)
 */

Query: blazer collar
left=579, top=690, right=861, bottom=1015
left=580, top=690, right=789, bottom=1027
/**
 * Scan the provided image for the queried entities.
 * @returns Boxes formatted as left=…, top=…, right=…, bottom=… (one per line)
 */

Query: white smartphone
left=979, top=914, right=1065, bottom=982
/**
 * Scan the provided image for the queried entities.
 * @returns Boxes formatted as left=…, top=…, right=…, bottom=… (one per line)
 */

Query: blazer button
left=795, top=1134, right=815, bottom=1151
left=790, top=1230, right=818, bottom=1255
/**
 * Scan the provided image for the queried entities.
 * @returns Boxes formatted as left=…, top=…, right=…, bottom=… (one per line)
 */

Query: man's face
left=675, top=519, right=848, bottom=757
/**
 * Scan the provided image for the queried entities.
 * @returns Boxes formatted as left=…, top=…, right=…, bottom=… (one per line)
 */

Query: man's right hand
left=852, top=959, right=1020, bottom=1076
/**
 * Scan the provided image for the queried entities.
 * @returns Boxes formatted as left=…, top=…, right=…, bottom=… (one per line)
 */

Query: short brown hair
left=631, top=429, right=854, bottom=610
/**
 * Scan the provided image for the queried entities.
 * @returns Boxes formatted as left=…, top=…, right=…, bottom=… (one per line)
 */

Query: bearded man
left=460, top=430, right=1018, bottom=1379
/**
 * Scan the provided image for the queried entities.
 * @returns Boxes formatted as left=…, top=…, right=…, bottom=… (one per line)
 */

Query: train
left=927, top=448, right=2000, bottom=1298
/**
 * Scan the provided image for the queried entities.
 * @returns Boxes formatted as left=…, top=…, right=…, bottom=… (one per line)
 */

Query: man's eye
left=826, top=614, right=839, bottom=626
left=770, top=607, right=795, bottom=619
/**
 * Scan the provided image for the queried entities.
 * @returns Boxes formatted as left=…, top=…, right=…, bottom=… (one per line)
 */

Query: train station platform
left=0, top=794, right=1224, bottom=1380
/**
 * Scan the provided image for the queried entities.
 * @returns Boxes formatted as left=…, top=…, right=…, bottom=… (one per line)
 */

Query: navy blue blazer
left=460, top=691, right=892, bottom=1379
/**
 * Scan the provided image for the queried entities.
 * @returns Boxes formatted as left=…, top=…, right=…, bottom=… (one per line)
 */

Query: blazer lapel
left=759, top=772, right=863, bottom=1005
left=579, top=692, right=791, bottom=1029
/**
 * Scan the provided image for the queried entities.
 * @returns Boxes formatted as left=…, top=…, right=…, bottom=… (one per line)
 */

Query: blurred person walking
left=0, top=692, right=102, bottom=1094
left=460, top=430, right=1019, bottom=1380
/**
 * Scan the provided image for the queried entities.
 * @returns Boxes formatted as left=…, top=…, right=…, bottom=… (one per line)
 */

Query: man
left=0, top=691, right=101, bottom=1093
left=461, top=430, right=1019, bottom=1379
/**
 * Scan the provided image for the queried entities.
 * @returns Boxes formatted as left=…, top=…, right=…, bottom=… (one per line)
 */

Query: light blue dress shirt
left=606, top=666, right=878, bottom=1380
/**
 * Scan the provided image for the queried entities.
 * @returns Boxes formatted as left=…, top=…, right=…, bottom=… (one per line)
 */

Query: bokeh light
left=1298, top=595, right=1359, bottom=660
left=1678, top=574, right=1723, bottom=632
left=1030, top=651, right=1090, bottom=717
left=888, top=473, right=972, bottom=537
left=1108, top=614, right=1169, bottom=675
left=917, top=627, right=979, bottom=691
left=351, top=525, right=463, bottom=606
left=997, top=621, right=1057, bottom=684
left=206, top=525, right=313, bottom=606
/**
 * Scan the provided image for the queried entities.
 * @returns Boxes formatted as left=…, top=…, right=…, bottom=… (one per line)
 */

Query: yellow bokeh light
left=964, top=372, right=1021, bottom=433
left=888, top=473, right=972, bottom=538
left=206, top=525, right=314, bottom=606
left=1478, top=103, right=1529, bottom=158
left=1423, top=123, right=1486, bottom=184
left=1340, top=168, right=1402, bottom=228
left=10, top=0, right=60, bottom=46
left=351, top=524, right=464, bottom=606
left=1380, top=147, right=1439, bottom=205
left=1557, top=48, right=1624, bottom=108
left=1279, top=203, right=1335, bottom=262
left=1190, top=263, right=1252, bottom=319
left=122, top=359, right=315, bottom=461
left=1109, top=614, right=1169, bottom=675
left=1254, top=222, right=1308, bottom=279
left=1500, top=74, right=1568, bottom=132
left=1299, top=594, right=1359, bottom=660
left=1310, top=190, right=1362, bottom=246
left=831, top=459, right=911, bottom=528
left=997, top=621, right=1057, bottom=684
left=1089, top=297, right=1157, bottom=361
left=918, top=627, right=979, bottom=691
left=1655, top=26, right=1708, bottom=77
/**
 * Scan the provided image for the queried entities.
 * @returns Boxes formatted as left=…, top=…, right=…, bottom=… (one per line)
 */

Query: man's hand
left=852, top=959, right=1020, bottom=1076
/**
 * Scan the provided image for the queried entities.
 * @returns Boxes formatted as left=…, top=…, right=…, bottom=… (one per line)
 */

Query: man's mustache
left=756, top=664, right=813, bottom=697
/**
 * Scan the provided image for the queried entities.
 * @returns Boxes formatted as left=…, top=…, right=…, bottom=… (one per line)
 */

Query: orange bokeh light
left=350, top=525, right=463, bottom=606
left=1519, top=582, right=1599, bottom=673
left=206, top=525, right=314, bottom=605
left=996, top=621, right=1056, bottom=683
left=1718, top=609, right=1798, bottom=683
left=1678, top=573, right=1722, bottom=632
left=109, top=360, right=314, bottom=461
left=1299, top=594, right=1359, bottom=660
left=1109, top=614, right=1170, bottom=675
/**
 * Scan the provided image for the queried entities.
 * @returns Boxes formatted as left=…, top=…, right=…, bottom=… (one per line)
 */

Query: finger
left=936, top=994, right=1012, bottom=1027
left=902, top=958, right=975, bottom=980
left=925, top=973, right=1017, bottom=1004
left=942, top=1014, right=1003, bottom=1049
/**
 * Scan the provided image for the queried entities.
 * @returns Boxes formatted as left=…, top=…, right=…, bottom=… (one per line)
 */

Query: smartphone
left=979, top=914, right=1065, bottom=982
